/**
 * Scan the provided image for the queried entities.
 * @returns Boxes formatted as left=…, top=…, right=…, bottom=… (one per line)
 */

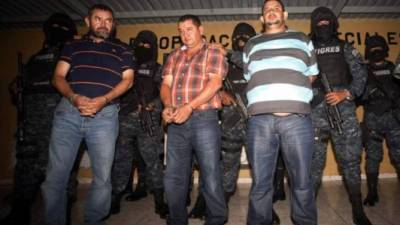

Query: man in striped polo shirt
left=161, top=14, right=228, bottom=225
left=41, top=4, right=134, bottom=225
left=244, top=1, right=318, bottom=225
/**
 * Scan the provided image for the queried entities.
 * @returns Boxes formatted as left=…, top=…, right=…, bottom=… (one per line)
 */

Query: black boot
left=363, top=173, right=379, bottom=206
left=153, top=188, right=169, bottom=219
left=348, top=184, right=373, bottom=225
left=188, top=193, right=206, bottom=220
left=272, top=208, right=280, bottom=225
left=0, top=201, right=31, bottom=225
left=110, top=193, right=122, bottom=215
left=125, top=175, right=147, bottom=201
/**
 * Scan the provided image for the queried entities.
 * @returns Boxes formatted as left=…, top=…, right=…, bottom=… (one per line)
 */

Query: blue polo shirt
left=60, top=37, right=133, bottom=98
left=243, top=30, right=318, bottom=115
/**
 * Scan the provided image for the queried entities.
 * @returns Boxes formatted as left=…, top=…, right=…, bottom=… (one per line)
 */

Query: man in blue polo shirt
left=244, top=1, right=318, bottom=225
left=41, top=4, right=134, bottom=225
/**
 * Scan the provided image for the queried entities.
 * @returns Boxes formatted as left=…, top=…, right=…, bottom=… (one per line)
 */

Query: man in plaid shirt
left=160, top=14, right=228, bottom=225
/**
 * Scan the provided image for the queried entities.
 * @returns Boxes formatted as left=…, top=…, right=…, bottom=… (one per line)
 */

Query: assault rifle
left=138, top=84, right=156, bottom=137
left=321, top=73, right=343, bottom=135
left=223, top=76, right=248, bottom=125
left=16, top=52, right=26, bottom=143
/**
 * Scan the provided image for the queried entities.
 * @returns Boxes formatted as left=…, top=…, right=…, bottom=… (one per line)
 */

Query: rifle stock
left=137, top=84, right=157, bottom=137
left=223, top=76, right=248, bottom=126
left=139, top=106, right=155, bottom=137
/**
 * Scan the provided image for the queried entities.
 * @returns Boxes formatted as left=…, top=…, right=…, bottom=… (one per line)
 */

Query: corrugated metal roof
left=0, top=0, right=399, bottom=29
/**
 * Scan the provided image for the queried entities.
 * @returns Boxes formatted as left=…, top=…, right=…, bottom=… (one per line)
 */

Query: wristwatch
left=344, top=89, right=353, bottom=101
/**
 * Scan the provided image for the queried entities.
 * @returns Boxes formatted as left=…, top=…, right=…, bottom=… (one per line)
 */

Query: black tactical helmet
left=231, top=22, right=256, bottom=51
left=43, top=13, right=77, bottom=45
left=309, top=6, right=339, bottom=41
left=364, top=34, right=389, bottom=60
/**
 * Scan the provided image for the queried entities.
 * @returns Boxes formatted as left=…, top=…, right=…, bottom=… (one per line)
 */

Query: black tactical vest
left=364, top=62, right=397, bottom=114
left=119, top=62, right=161, bottom=115
left=227, top=63, right=247, bottom=104
left=24, top=47, right=60, bottom=94
left=135, top=62, right=161, bottom=104
left=314, top=39, right=352, bottom=87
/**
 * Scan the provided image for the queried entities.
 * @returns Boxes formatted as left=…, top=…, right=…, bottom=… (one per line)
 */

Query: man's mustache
left=96, top=27, right=109, bottom=32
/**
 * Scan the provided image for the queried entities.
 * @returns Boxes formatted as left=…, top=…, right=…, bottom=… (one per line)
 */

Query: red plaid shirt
left=163, top=43, right=228, bottom=110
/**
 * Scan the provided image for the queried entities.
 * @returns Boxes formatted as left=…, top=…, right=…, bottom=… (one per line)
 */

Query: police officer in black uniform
left=360, top=35, right=400, bottom=206
left=108, top=36, right=144, bottom=215
left=220, top=22, right=254, bottom=205
left=123, top=149, right=148, bottom=201
left=110, top=30, right=168, bottom=218
left=309, top=7, right=372, bottom=225
left=0, top=13, right=77, bottom=225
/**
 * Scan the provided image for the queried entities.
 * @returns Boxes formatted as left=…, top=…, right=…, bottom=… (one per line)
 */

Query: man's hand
left=71, top=95, right=92, bottom=115
left=84, top=96, right=108, bottom=116
left=162, top=107, right=175, bottom=124
left=325, top=90, right=349, bottom=105
left=220, top=91, right=236, bottom=106
left=172, top=104, right=193, bottom=124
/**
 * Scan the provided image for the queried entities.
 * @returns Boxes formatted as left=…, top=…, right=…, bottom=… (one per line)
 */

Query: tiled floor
left=0, top=179, right=399, bottom=225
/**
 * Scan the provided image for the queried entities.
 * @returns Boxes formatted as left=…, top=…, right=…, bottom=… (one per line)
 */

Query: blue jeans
left=41, top=98, right=119, bottom=225
left=164, top=110, right=227, bottom=225
left=246, top=114, right=317, bottom=225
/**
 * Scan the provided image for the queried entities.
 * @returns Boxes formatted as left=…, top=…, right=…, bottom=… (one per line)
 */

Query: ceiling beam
left=332, top=0, right=348, bottom=17
left=342, top=6, right=400, bottom=14
left=61, top=0, right=88, bottom=19
left=0, top=14, right=82, bottom=23
left=1, top=6, right=400, bottom=24
left=115, top=6, right=400, bottom=19
left=116, top=7, right=313, bottom=18
left=116, top=8, right=260, bottom=19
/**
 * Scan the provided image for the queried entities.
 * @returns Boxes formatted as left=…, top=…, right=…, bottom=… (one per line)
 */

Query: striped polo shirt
left=243, top=30, right=319, bottom=115
left=59, top=37, right=133, bottom=98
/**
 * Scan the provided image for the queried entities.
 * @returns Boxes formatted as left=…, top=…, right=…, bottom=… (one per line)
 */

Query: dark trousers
left=164, top=110, right=227, bottom=225
left=246, top=114, right=317, bottom=225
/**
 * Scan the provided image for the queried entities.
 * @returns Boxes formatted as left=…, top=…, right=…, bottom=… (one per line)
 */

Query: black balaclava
left=43, top=13, right=77, bottom=47
left=133, top=30, right=158, bottom=65
left=310, top=7, right=338, bottom=43
left=365, top=34, right=389, bottom=63
left=232, top=23, right=256, bottom=52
